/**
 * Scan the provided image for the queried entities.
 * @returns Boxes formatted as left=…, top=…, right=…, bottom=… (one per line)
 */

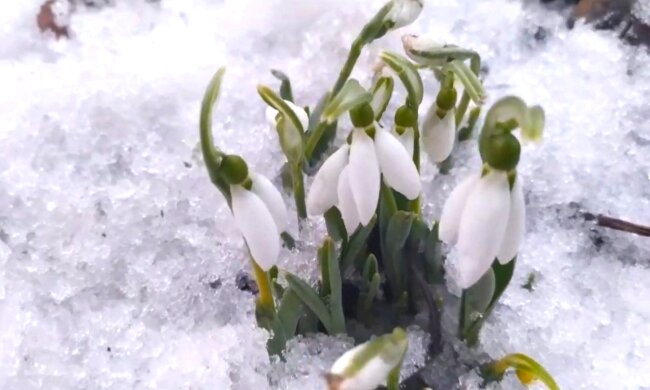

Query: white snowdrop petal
left=438, top=174, right=480, bottom=245
left=497, top=175, right=525, bottom=264
left=306, top=145, right=350, bottom=215
left=338, top=358, right=393, bottom=390
left=388, top=0, right=423, bottom=29
left=337, top=166, right=360, bottom=234
left=422, top=107, right=456, bottom=163
left=231, top=186, right=280, bottom=271
left=265, top=106, right=279, bottom=127
left=349, top=129, right=380, bottom=225
left=285, top=100, right=309, bottom=131
left=249, top=172, right=288, bottom=233
left=374, top=129, right=421, bottom=200
left=392, top=126, right=414, bottom=157
left=456, top=170, right=511, bottom=288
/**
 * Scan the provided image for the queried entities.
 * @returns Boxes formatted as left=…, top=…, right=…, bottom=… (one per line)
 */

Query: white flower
left=231, top=173, right=287, bottom=270
left=392, top=126, right=414, bottom=157
left=422, top=104, right=456, bottom=163
left=325, top=328, right=408, bottom=390
left=306, top=127, right=421, bottom=233
left=265, top=100, right=309, bottom=131
left=439, top=169, right=524, bottom=288
left=386, top=0, right=423, bottom=30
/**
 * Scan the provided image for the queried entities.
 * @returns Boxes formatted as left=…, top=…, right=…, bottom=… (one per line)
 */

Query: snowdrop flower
left=421, top=76, right=457, bottom=163
left=325, top=328, right=408, bottom=390
left=222, top=156, right=288, bottom=271
left=439, top=168, right=524, bottom=288
left=306, top=104, right=421, bottom=233
left=422, top=105, right=456, bottom=163
left=386, top=0, right=423, bottom=30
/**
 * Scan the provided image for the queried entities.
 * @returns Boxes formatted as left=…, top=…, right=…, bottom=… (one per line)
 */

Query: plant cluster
left=199, top=1, right=556, bottom=388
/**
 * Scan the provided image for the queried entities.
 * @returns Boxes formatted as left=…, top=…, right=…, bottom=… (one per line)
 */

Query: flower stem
left=331, top=37, right=363, bottom=97
left=304, top=121, right=328, bottom=162
left=291, top=162, right=307, bottom=219
left=251, top=259, right=275, bottom=314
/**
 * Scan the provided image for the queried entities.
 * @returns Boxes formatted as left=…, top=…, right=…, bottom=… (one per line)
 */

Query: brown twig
left=584, top=213, right=650, bottom=237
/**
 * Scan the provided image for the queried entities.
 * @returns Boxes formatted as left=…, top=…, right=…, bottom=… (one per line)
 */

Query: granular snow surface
left=1, top=0, right=649, bottom=389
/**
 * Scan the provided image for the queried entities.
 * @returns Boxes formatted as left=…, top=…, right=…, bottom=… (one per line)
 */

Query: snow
left=1, top=0, right=649, bottom=389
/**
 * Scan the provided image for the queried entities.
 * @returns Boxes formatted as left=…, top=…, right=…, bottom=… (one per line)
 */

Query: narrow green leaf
left=324, top=239, right=346, bottom=334
left=285, top=272, right=334, bottom=334
left=340, top=216, right=377, bottom=272
left=267, top=288, right=303, bottom=355
left=271, top=69, right=294, bottom=102
left=447, top=59, right=485, bottom=105
left=383, top=211, right=416, bottom=299
left=321, top=79, right=372, bottom=124
left=324, top=207, right=347, bottom=243
left=380, top=51, right=423, bottom=106
left=357, top=272, right=380, bottom=321
left=362, top=254, right=379, bottom=283
left=461, top=259, right=516, bottom=345
left=483, top=353, right=559, bottom=390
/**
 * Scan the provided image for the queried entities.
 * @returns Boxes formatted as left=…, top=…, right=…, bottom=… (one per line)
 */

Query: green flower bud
left=350, top=102, right=375, bottom=128
left=220, top=154, right=249, bottom=185
left=394, top=105, right=417, bottom=128
left=479, top=131, right=521, bottom=171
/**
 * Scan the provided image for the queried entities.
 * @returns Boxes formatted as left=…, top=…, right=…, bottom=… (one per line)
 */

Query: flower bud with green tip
left=384, top=0, right=423, bottom=30
left=422, top=73, right=457, bottom=163
left=325, top=328, right=408, bottom=390
left=402, top=34, right=477, bottom=67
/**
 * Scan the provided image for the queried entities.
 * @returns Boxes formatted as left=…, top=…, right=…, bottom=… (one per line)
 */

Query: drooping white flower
left=265, top=100, right=309, bottom=131
left=348, top=128, right=381, bottom=226
left=422, top=104, right=456, bottom=163
left=386, top=0, right=423, bottom=30
left=230, top=173, right=287, bottom=271
left=306, top=126, right=421, bottom=234
left=439, top=169, right=524, bottom=288
left=306, top=145, right=350, bottom=216
left=326, top=328, right=408, bottom=390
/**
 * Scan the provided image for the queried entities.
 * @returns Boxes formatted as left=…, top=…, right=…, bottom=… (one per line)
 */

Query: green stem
left=304, top=121, right=328, bottom=161
left=331, top=37, right=363, bottom=97
left=252, top=259, right=276, bottom=315
left=410, top=118, right=421, bottom=214
left=291, top=162, right=307, bottom=219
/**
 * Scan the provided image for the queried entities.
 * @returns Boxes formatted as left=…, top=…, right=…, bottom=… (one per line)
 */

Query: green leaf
left=267, top=288, right=303, bottom=355
left=324, top=207, right=347, bottom=243
left=322, top=239, right=346, bottom=334
left=370, top=76, right=394, bottom=121
left=461, top=259, right=516, bottom=345
left=321, top=79, right=372, bottom=124
left=482, top=353, right=559, bottom=390
left=270, top=69, right=294, bottom=102
left=380, top=51, right=423, bottom=106
left=383, top=211, right=416, bottom=300
left=357, top=272, right=380, bottom=321
left=447, top=59, right=485, bottom=105
left=285, top=272, right=334, bottom=334
left=362, top=254, right=379, bottom=283
left=340, top=216, right=377, bottom=272
left=424, top=222, right=444, bottom=284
